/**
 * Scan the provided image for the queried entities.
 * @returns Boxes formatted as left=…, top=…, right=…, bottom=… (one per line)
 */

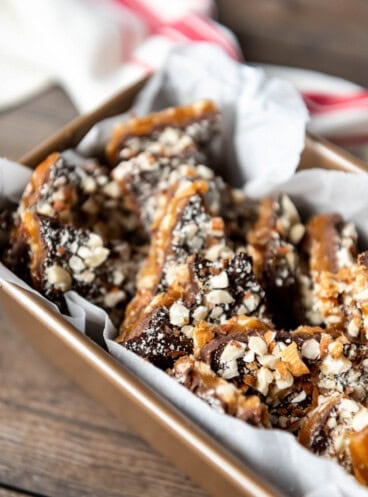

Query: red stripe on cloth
left=113, top=0, right=161, bottom=29
left=157, top=26, right=192, bottom=42
left=170, top=14, right=240, bottom=60
left=111, top=0, right=240, bottom=60
left=127, top=56, right=154, bottom=73
left=303, top=91, right=368, bottom=115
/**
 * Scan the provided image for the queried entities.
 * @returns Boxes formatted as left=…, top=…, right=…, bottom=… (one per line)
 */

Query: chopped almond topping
left=275, top=360, right=290, bottom=380
left=319, top=334, right=333, bottom=358
left=280, top=342, right=310, bottom=377
left=328, top=341, right=344, bottom=359
left=192, top=323, right=214, bottom=355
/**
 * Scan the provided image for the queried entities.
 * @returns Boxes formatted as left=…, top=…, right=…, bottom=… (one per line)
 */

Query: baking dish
left=1, top=77, right=367, bottom=497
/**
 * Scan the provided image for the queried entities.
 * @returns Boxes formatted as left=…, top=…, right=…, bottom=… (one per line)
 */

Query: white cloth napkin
left=0, top=0, right=236, bottom=112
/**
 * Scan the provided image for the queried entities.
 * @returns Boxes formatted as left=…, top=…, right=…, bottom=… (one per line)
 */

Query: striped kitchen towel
left=1, top=0, right=367, bottom=159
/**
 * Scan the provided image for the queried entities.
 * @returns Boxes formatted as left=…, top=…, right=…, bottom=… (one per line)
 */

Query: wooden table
left=217, top=0, right=368, bottom=87
left=0, top=87, right=208, bottom=497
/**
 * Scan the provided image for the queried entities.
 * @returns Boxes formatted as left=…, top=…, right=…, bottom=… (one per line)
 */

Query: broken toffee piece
left=106, top=100, right=220, bottom=166
left=196, top=318, right=368, bottom=431
left=7, top=151, right=146, bottom=325
left=299, top=395, right=368, bottom=484
left=116, top=291, right=193, bottom=370
left=108, top=101, right=220, bottom=232
left=305, top=214, right=368, bottom=341
left=313, top=257, right=368, bottom=343
left=306, top=213, right=357, bottom=276
left=247, top=194, right=306, bottom=329
left=170, top=355, right=270, bottom=427
left=117, top=178, right=268, bottom=368
left=109, top=100, right=258, bottom=241
left=18, top=150, right=140, bottom=241
left=11, top=211, right=142, bottom=325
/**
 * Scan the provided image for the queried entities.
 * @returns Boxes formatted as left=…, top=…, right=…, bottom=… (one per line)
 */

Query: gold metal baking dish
left=1, top=77, right=367, bottom=497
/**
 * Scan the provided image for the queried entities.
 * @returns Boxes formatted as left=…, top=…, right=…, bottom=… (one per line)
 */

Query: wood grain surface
left=217, top=0, right=368, bottom=86
left=0, top=87, right=208, bottom=497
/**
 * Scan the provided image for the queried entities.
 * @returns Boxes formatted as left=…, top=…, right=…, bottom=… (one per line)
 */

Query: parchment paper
left=1, top=44, right=367, bottom=497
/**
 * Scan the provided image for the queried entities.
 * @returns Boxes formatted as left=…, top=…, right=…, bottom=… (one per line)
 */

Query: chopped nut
left=352, top=408, right=368, bottom=432
left=183, top=223, right=198, bottom=240
left=221, top=340, right=246, bottom=363
left=78, top=246, right=92, bottom=259
left=103, top=181, right=121, bottom=198
left=289, top=223, right=305, bottom=244
left=209, top=217, right=224, bottom=236
left=209, top=306, right=223, bottom=320
left=215, top=382, right=237, bottom=402
left=192, top=305, right=209, bottom=322
left=242, top=292, right=260, bottom=313
left=37, top=202, right=55, bottom=217
left=339, top=398, right=360, bottom=416
left=181, top=325, right=194, bottom=338
left=327, top=416, right=337, bottom=429
left=96, top=175, right=109, bottom=186
left=209, top=271, right=229, bottom=289
left=258, top=354, right=277, bottom=369
left=192, top=324, right=213, bottom=353
left=104, top=290, right=126, bottom=308
left=264, top=331, right=276, bottom=346
left=272, top=342, right=287, bottom=358
left=321, top=354, right=352, bottom=376
left=192, top=236, right=205, bottom=252
left=301, top=339, right=320, bottom=361
left=248, top=336, right=268, bottom=357
left=159, top=127, right=180, bottom=145
left=274, top=366, right=294, bottom=390
left=84, top=246, right=110, bottom=268
left=243, top=349, right=255, bottom=363
left=291, top=390, right=307, bottom=403
left=87, top=233, right=104, bottom=248
left=319, top=334, right=332, bottom=357
left=328, top=341, right=344, bottom=359
left=169, top=302, right=190, bottom=327
left=256, top=367, right=274, bottom=396
left=165, top=263, right=188, bottom=286
left=237, top=304, right=248, bottom=315
left=74, top=270, right=95, bottom=284
left=280, top=342, right=309, bottom=376
left=347, top=318, right=361, bottom=338
left=285, top=251, right=296, bottom=270
left=231, top=188, right=246, bottom=204
left=220, top=361, right=239, bottom=380
left=69, top=255, right=85, bottom=273
left=354, top=288, right=368, bottom=302
left=196, top=164, right=214, bottom=179
left=113, top=270, right=125, bottom=286
left=206, top=290, right=234, bottom=305
left=46, top=264, right=72, bottom=291
left=205, top=243, right=234, bottom=262
left=81, top=176, right=97, bottom=193
left=281, top=194, right=299, bottom=224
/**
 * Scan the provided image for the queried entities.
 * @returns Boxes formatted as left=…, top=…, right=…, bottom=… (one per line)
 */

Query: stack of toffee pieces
left=2, top=101, right=368, bottom=485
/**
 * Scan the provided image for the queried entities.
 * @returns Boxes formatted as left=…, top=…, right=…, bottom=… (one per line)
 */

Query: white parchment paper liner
left=1, top=44, right=367, bottom=497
